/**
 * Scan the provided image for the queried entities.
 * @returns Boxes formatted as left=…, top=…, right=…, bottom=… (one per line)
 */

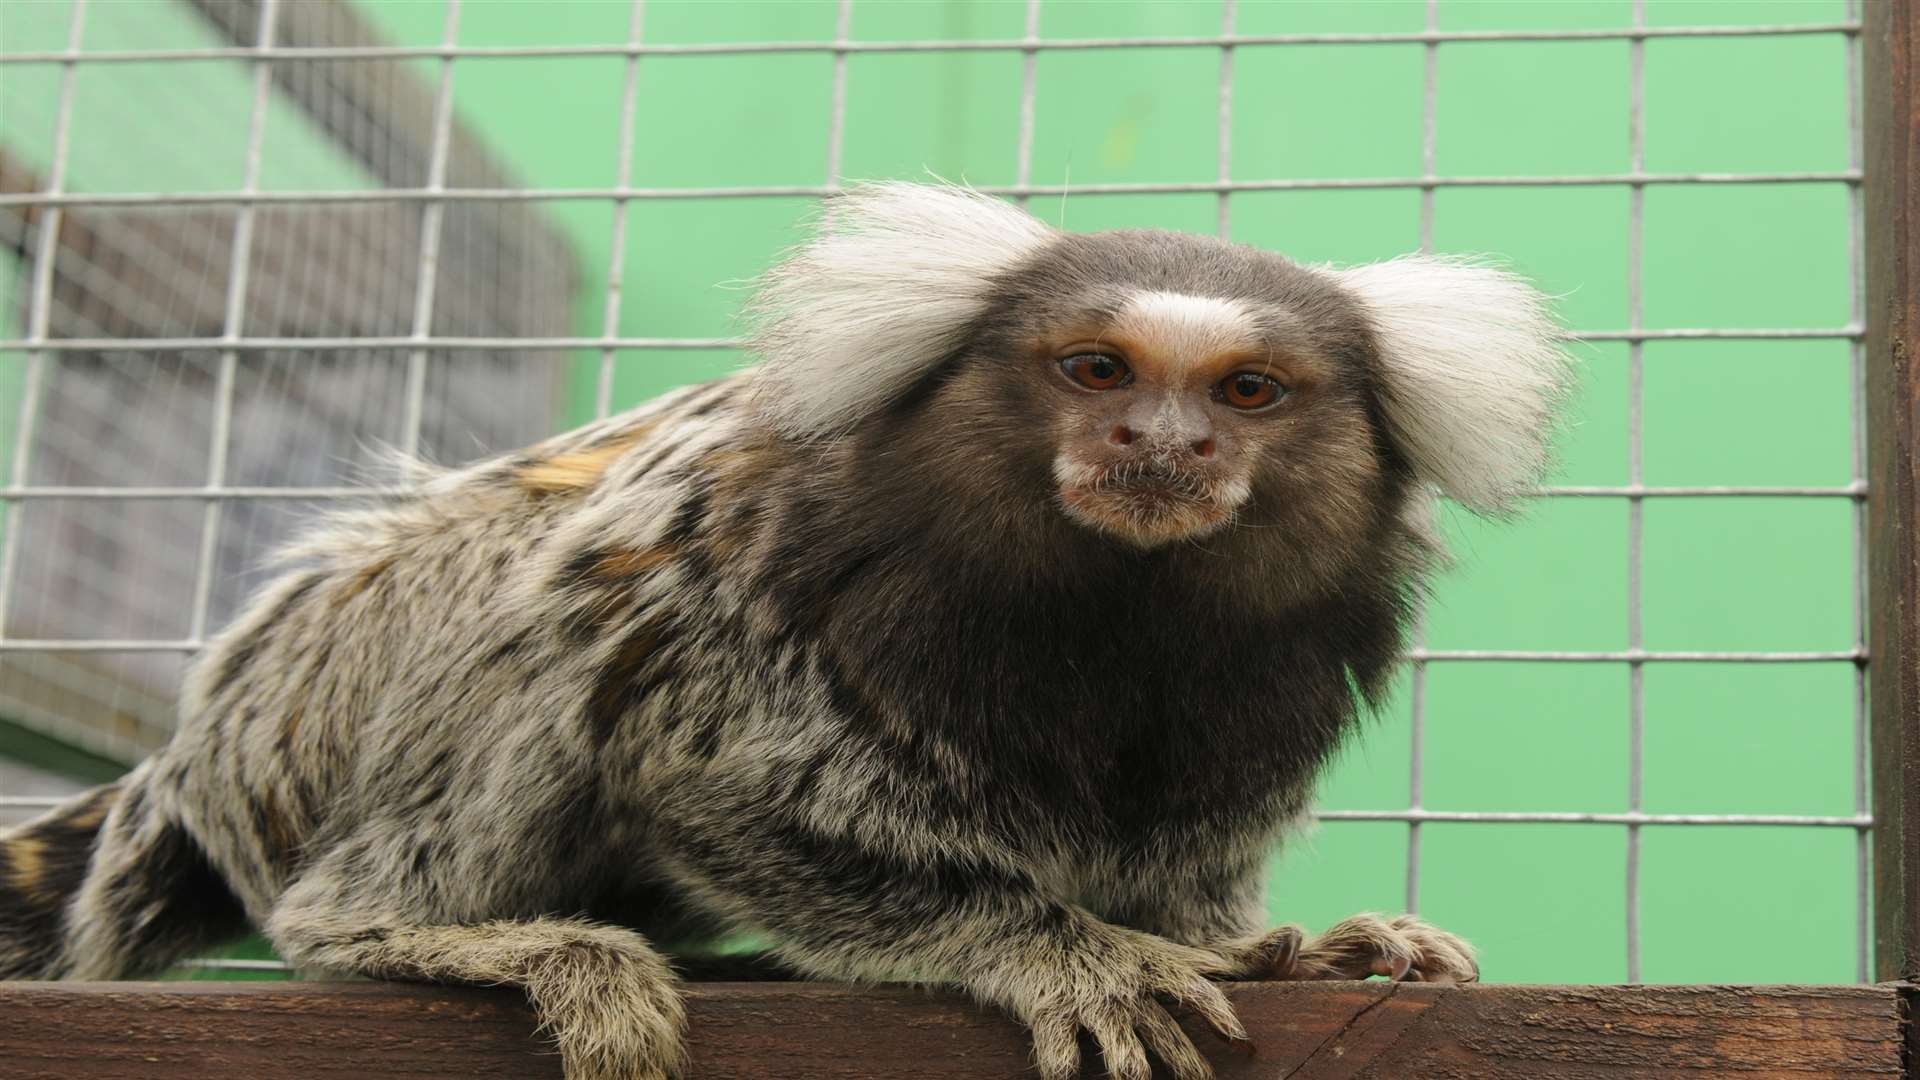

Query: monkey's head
left=749, top=183, right=1571, bottom=576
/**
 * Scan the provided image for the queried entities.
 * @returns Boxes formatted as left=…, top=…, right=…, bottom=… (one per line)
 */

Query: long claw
left=1268, top=926, right=1301, bottom=977
left=1380, top=950, right=1413, bottom=981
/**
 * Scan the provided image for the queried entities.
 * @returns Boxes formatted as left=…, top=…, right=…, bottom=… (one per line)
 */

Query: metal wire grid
left=0, top=1, right=1870, bottom=981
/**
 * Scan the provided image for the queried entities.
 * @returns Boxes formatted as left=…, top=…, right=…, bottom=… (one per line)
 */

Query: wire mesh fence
left=0, top=0, right=1869, bottom=983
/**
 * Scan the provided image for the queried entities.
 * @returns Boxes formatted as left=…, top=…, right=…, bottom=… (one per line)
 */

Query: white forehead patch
left=1111, top=291, right=1260, bottom=367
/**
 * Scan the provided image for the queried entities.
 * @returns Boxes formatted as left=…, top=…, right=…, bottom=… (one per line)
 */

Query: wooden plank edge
left=0, top=980, right=1905, bottom=1079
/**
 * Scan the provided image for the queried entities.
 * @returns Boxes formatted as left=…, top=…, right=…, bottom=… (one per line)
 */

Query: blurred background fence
left=0, top=0, right=1870, bottom=986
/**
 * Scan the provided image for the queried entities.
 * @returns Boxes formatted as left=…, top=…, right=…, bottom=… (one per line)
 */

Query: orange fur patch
left=253, top=786, right=300, bottom=867
left=333, top=554, right=398, bottom=607
left=64, top=788, right=115, bottom=833
left=281, top=704, right=306, bottom=749
left=589, top=545, right=679, bottom=582
left=699, top=446, right=775, bottom=503
left=7, top=834, right=47, bottom=897
left=517, top=423, right=656, bottom=496
left=698, top=445, right=778, bottom=561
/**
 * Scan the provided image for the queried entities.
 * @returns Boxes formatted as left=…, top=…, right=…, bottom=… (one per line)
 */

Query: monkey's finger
left=1258, top=925, right=1303, bottom=979
left=1453, top=952, right=1481, bottom=982
left=1370, top=948, right=1414, bottom=982
left=1383, top=914, right=1479, bottom=984
left=1228, top=914, right=1305, bottom=976
left=1086, top=1009, right=1153, bottom=1080
left=1305, top=913, right=1413, bottom=981
left=1416, top=936, right=1479, bottom=984
left=1028, top=1014, right=1082, bottom=1080
left=1135, top=1002, right=1215, bottom=1080
left=1206, top=925, right=1301, bottom=981
left=1168, top=977, right=1248, bottom=1043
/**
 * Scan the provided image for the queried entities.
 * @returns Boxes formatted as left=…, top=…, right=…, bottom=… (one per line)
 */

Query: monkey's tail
left=0, top=781, right=122, bottom=978
left=0, top=767, right=247, bottom=979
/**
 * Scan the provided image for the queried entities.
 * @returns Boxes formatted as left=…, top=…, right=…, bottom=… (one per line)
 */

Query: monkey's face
left=1036, top=291, right=1339, bottom=548
left=753, top=185, right=1569, bottom=574
left=965, top=232, right=1390, bottom=554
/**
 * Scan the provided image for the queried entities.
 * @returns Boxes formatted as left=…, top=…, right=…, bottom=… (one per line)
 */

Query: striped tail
left=0, top=782, right=121, bottom=978
left=0, top=770, right=248, bottom=980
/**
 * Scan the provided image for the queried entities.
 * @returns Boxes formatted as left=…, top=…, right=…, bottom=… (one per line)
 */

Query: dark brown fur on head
left=745, top=180, right=1567, bottom=757
left=771, top=225, right=1429, bottom=632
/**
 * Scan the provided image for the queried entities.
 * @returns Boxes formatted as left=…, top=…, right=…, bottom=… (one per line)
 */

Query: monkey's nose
left=1124, top=428, right=1215, bottom=460
left=1125, top=404, right=1215, bottom=459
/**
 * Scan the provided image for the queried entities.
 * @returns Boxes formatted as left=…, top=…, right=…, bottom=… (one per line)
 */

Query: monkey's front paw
left=1270, top=913, right=1477, bottom=985
left=992, top=929, right=1249, bottom=1080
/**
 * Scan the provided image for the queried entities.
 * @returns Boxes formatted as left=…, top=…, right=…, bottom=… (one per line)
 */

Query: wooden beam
left=1868, top=0, right=1920, bottom=987
left=0, top=980, right=1904, bottom=1079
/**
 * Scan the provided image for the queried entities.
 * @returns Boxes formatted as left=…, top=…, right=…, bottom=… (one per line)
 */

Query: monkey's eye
left=1217, top=372, right=1285, bottom=410
left=1058, top=354, right=1131, bottom=391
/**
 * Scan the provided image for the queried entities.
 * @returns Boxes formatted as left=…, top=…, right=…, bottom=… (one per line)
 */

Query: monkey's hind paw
left=1277, top=913, right=1477, bottom=985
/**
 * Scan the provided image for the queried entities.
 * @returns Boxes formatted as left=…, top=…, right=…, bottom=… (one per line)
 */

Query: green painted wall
left=10, top=0, right=1864, bottom=985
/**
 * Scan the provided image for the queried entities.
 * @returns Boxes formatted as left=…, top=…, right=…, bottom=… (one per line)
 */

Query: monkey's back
left=156, top=376, right=756, bottom=920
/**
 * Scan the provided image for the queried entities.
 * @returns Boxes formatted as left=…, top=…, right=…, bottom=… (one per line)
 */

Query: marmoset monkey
left=0, top=183, right=1569, bottom=1079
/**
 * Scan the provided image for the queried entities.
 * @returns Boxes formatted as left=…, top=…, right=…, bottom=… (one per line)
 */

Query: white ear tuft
left=1331, top=255, right=1575, bottom=514
left=747, top=181, right=1058, bottom=438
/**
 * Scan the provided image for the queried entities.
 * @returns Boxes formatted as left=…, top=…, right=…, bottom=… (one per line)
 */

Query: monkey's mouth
left=1056, top=464, right=1234, bottom=548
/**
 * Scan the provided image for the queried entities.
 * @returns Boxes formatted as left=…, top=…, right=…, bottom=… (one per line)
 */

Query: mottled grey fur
left=0, top=184, right=1570, bottom=1079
